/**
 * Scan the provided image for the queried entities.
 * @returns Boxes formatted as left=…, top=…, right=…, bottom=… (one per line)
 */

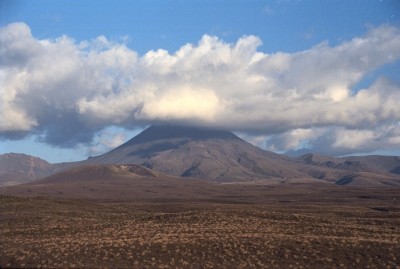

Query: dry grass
left=1, top=189, right=400, bottom=268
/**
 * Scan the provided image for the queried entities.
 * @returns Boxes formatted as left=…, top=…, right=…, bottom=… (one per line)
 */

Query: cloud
left=266, top=123, right=400, bottom=156
left=1, top=22, right=400, bottom=155
left=262, top=5, right=274, bottom=15
left=87, top=129, right=127, bottom=156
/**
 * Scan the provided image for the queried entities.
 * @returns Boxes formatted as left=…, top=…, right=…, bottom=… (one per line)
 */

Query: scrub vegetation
left=1, top=188, right=399, bottom=268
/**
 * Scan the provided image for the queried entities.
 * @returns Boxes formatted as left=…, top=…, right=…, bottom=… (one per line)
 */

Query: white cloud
left=87, top=129, right=127, bottom=156
left=1, top=22, right=400, bottom=155
left=265, top=124, right=400, bottom=156
left=262, top=5, right=274, bottom=15
left=140, top=85, right=221, bottom=122
left=277, top=128, right=318, bottom=149
left=333, top=129, right=376, bottom=149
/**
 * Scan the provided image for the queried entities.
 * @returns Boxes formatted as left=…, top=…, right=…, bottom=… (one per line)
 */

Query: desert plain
left=1, top=184, right=399, bottom=268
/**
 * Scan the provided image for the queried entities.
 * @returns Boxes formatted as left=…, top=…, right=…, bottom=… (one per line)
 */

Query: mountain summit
left=85, top=125, right=306, bottom=182
left=2, top=125, right=399, bottom=186
left=118, top=125, right=241, bottom=147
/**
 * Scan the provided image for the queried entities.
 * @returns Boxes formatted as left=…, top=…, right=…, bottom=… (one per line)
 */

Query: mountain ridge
left=114, top=125, right=242, bottom=149
left=0, top=153, right=56, bottom=186
left=1, top=125, right=400, bottom=186
left=0, top=163, right=218, bottom=200
left=83, top=125, right=306, bottom=182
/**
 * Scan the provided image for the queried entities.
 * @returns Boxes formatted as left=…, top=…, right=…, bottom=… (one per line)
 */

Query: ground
left=1, top=187, right=399, bottom=268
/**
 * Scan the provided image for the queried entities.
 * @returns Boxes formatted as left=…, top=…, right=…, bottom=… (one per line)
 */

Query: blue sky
left=3, top=0, right=399, bottom=53
left=1, top=0, right=400, bottom=162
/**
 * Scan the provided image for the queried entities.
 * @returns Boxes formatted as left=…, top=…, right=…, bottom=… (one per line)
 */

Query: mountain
left=83, top=125, right=310, bottom=182
left=297, top=153, right=400, bottom=176
left=343, top=155, right=400, bottom=175
left=1, top=126, right=399, bottom=187
left=0, top=163, right=222, bottom=200
left=296, top=153, right=400, bottom=186
left=0, top=153, right=56, bottom=187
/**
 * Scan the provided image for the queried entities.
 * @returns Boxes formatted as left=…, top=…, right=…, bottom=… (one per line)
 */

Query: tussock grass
left=0, top=191, right=399, bottom=268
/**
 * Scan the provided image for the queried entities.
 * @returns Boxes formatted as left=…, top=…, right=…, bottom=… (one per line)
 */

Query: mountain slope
left=342, top=155, right=400, bottom=175
left=1, top=126, right=399, bottom=186
left=297, top=153, right=400, bottom=175
left=84, top=125, right=309, bottom=182
left=0, top=153, right=56, bottom=186
left=296, top=153, right=400, bottom=186
left=0, top=163, right=221, bottom=200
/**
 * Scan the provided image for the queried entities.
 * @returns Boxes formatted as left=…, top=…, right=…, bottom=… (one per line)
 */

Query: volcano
left=2, top=125, right=400, bottom=186
left=83, top=125, right=308, bottom=182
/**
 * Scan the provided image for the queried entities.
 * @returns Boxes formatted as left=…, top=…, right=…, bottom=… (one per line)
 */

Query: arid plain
left=1, top=184, right=399, bottom=268
left=1, top=126, right=400, bottom=268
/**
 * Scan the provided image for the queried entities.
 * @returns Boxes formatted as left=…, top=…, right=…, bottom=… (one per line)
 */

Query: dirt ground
left=1, top=188, right=399, bottom=268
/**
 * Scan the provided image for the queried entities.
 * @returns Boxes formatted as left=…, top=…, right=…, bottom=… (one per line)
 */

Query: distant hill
left=296, top=153, right=400, bottom=186
left=0, top=163, right=221, bottom=200
left=0, top=153, right=56, bottom=187
left=342, top=155, right=400, bottom=175
left=1, top=126, right=400, bottom=187
left=297, top=153, right=400, bottom=175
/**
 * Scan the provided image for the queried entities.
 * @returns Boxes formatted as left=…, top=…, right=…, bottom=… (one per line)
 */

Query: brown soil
left=1, top=187, right=399, bottom=268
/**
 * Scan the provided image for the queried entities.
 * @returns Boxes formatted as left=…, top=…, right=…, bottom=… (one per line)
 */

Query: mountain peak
left=121, top=125, right=241, bottom=147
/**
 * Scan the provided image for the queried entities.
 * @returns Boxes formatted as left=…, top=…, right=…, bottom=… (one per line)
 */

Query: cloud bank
left=1, top=22, right=400, bottom=155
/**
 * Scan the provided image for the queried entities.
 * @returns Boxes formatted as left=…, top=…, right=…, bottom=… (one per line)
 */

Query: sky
left=1, top=0, right=400, bottom=163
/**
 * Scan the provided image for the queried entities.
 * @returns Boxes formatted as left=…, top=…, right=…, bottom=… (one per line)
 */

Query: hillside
left=0, top=163, right=221, bottom=200
left=84, top=125, right=309, bottom=182
left=1, top=126, right=400, bottom=186
left=0, top=153, right=56, bottom=187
